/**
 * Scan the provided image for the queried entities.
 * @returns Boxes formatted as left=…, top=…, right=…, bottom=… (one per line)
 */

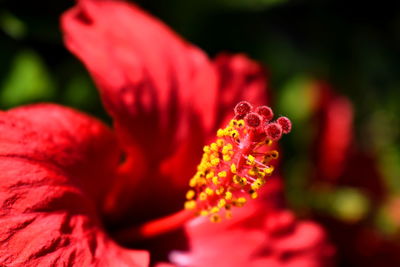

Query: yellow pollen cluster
left=184, top=117, right=280, bottom=222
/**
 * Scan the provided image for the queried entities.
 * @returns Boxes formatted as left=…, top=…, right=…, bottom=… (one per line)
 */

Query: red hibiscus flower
left=312, top=82, right=385, bottom=200
left=0, top=0, right=333, bottom=266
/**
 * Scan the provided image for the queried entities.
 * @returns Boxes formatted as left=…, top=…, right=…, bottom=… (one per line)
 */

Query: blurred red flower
left=309, top=82, right=398, bottom=266
left=0, top=0, right=333, bottom=266
left=174, top=188, right=333, bottom=267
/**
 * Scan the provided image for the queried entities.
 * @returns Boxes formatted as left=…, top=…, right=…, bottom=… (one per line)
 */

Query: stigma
left=184, top=101, right=292, bottom=222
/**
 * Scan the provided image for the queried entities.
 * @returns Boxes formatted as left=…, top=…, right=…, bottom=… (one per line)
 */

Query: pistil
left=114, top=209, right=195, bottom=243
left=184, top=101, right=291, bottom=222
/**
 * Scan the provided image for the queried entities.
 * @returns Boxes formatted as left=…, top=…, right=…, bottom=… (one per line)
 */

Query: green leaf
left=63, top=73, right=97, bottom=110
left=330, top=187, right=370, bottom=223
left=0, top=50, right=56, bottom=108
left=277, top=75, right=317, bottom=123
left=0, top=11, right=26, bottom=39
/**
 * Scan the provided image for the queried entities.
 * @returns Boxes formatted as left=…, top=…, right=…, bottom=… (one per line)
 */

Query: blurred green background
left=1, top=0, right=400, bottom=266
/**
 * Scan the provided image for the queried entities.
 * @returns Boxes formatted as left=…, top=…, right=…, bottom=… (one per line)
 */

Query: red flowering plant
left=0, top=0, right=333, bottom=266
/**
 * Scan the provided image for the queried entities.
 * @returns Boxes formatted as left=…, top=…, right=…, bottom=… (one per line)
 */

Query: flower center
left=184, top=101, right=291, bottom=222
left=113, top=101, right=291, bottom=243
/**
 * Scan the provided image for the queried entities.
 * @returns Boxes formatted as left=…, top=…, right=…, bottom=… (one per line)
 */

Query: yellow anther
left=203, top=145, right=211, bottom=153
left=223, top=154, right=232, bottom=161
left=218, top=171, right=227, bottom=178
left=217, top=129, right=225, bottom=137
left=234, top=197, right=247, bottom=207
left=216, top=139, right=224, bottom=147
left=264, top=166, right=274, bottom=175
left=198, top=163, right=208, bottom=171
left=225, top=191, right=233, bottom=200
left=210, top=214, right=221, bottom=223
left=251, top=178, right=265, bottom=190
left=200, top=210, right=209, bottom=216
left=209, top=153, right=217, bottom=161
left=211, top=207, right=220, bottom=214
left=196, top=178, right=207, bottom=186
left=237, top=119, right=245, bottom=128
left=230, top=163, right=237, bottom=173
left=229, top=120, right=238, bottom=127
left=238, top=197, right=247, bottom=203
left=222, top=146, right=231, bottom=154
left=250, top=192, right=258, bottom=199
left=258, top=171, right=266, bottom=178
left=210, top=143, right=219, bottom=151
left=186, top=190, right=195, bottom=199
left=218, top=199, right=226, bottom=208
left=216, top=187, right=225, bottom=195
left=230, top=130, right=239, bottom=138
left=247, top=155, right=256, bottom=165
left=257, top=178, right=265, bottom=185
left=212, top=176, right=220, bottom=185
left=248, top=167, right=257, bottom=176
left=199, top=192, right=207, bottom=201
left=266, top=139, right=273, bottom=145
left=206, top=171, right=214, bottom=179
left=201, top=153, right=209, bottom=161
left=270, top=150, right=279, bottom=159
left=205, top=187, right=214, bottom=196
left=184, top=200, right=196, bottom=210
left=224, top=126, right=233, bottom=132
left=211, top=158, right=220, bottom=166
left=233, top=175, right=240, bottom=184
left=189, top=178, right=197, bottom=187
left=239, top=177, right=247, bottom=186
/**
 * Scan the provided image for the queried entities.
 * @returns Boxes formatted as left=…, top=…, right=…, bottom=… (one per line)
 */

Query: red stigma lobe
left=234, top=101, right=253, bottom=119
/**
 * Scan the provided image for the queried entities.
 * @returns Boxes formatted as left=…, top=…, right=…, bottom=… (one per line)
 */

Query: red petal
left=213, top=54, right=269, bottom=129
left=61, top=0, right=217, bottom=219
left=314, top=82, right=353, bottom=181
left=61, top=0, right=268, bottom=224
left=178, top=211, right=333, bottom=267
left=0, top=104, right=149, bottom=266
left=176, top=180, right=333, bottom=267
left=155, top=263, right=177, bottom=267
left=61, top=0, right=218, bottom=150
left=272, top=221, right=327, bottom=251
